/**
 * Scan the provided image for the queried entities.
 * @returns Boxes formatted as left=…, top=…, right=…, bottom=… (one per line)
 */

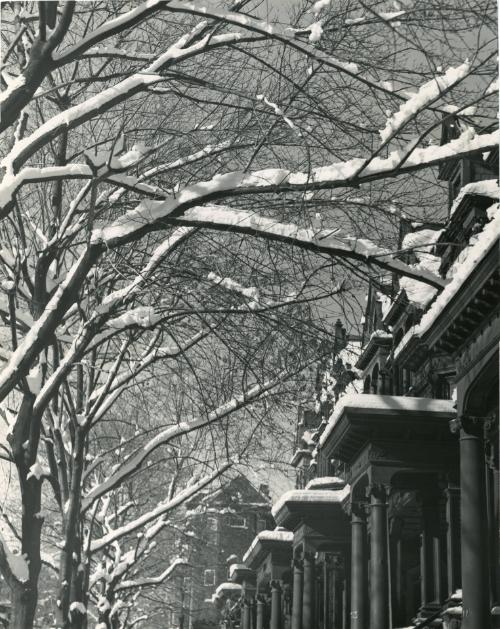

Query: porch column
left=452, top=415, right=491, bottom=629
left=302, top=551, right=315, bottom=629
left=350, top=504, right=367, bottom=629
left=256, top=596, right=265, bottom=629
left=419, top=490, right=443, bottom=613
left=323, top=558, right=330, bottom=629
left=445, top=485, right=461, bottom=597
left=369, top=484, right=390, bottom=629
left=241, top=597, right=250, bottom=629
left=291, top=557, right=303, bottom=629
left=250, top=597, right=256, bottom=629
left=271, top=581, right=282, bottom=629
left=240, top=596, right=250, bottom=629
left=332, top=555, right=343, bottom=629
left=390, top=516, right=404, bottom=626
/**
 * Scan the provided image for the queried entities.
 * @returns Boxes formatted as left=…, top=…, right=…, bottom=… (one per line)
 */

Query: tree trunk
left=7, top=393, right=43, bottom=629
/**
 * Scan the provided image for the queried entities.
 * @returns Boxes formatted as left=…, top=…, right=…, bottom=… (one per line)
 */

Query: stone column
left=241, top=597, right=250, bottom=629
left=445, top=485, right=461, bottom=597
left=369, top=484, right=390, bottom=629
left=256, top=596, right=265, bottom=629
left=250, top=597, right=256, bottom=629
left=419, top=490, right=443, bottom=613
left=291, top=557, right=303, bottom=629
left=302, top=551, right=315, bottom=629
left=451, top=415, right=491, bottom=629
left=270, top=581, right=282, bottom=629
left=389, top=515, right=404, bottom=626
left=245, top=597, right=253, bottom=629
left=350, top=504, right=368, bottom=629
left=323, top=559, right=330, bottom=629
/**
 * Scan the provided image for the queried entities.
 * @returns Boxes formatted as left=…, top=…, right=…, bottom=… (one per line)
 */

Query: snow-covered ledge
left=318, top=393, right=456, bottom=449
left=305, top=476, right=346, bottom=491
left=243, top=528, right=293, bottom=565
left=272, top=485, right=350, bottom=529
left=394, top=208, right=500, bottom=362
left=214, top=582, right=242, bottom=597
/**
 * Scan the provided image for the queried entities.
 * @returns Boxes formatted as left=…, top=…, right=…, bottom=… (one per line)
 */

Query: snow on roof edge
left=318, top=393, right=456, bottom=448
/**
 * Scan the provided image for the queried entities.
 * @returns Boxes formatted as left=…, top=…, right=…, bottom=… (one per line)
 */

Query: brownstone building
left=213, top=129, right=499, bottom=629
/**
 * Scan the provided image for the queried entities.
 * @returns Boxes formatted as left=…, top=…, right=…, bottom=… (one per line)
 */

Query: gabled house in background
left=168, top=472, right=289, bottom=629
left=211, top=122, right=499, bottom=629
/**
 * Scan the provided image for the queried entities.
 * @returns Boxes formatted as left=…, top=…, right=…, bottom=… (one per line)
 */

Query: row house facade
left=212, top=127, right=499, bottom=629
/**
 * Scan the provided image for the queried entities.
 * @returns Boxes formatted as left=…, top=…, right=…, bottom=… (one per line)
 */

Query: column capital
left=270, top=579, right=282, bottom=591
left=293, top=557, right=303, bottom=571
left=449, top=414, right=493, bottom=436
left=303, top=550, right=315, bottom=564
left=350, top=500, right=369, bottom=520
left=366, top=483, right=390, bottom=502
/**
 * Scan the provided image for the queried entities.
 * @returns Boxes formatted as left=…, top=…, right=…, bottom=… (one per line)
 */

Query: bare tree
left=0, top=1, right=497, bottom=627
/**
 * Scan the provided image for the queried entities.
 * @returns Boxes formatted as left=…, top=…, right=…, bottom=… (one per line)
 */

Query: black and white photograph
left=0, top=1, right=498, bottom=627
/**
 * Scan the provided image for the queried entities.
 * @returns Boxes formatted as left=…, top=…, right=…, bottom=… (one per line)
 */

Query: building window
left=450, top=168, right=462, bottom=206
left=257, top=518, right=267, bottom=532
left=229, top=515, right=247, bottom=528
left=204, top=569, right=216, bottom=586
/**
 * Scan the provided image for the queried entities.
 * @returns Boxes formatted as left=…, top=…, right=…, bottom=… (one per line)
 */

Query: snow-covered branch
left=115, top=557, right=187, bottom=591
left=82, top=365, right=297, bottom=511
left=90, top=127, right=499, bottom=254
left=89, top=462, right=232, bottom=550
left=178, top=206, right=447, bottom=288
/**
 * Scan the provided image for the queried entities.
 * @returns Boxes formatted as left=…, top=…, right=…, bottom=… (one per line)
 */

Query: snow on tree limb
left=51, top=1, right=167, bottom=64
left=378, top=61, right=471, bottom=144
left=171, top=206, right=447, bottom=288
left=90, top=128, right=499, bottom=252
left=82, top=366, right=299, bottom=512
left=0, top=250, right=97, bottom=403
left=0, top=533, right=29, bottom=586
left=115, top=557, right=187, bottom=591
left=89, top=462, right=232, bottom=550
left=88, top=328, right=210, bottom=422
left=1, top=25, right=244, bottom=176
